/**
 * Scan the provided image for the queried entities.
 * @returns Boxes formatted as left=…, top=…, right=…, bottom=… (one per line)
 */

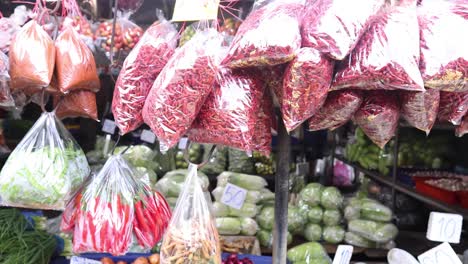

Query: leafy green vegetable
left=213, top=202, right=230, bottom=217
left=216, top=217, right=241, bottom=235
left=240, top=217, right=258, bottom=236
left=320, top=187, right=343, bottom=209
left=229, top=203, right=258, bottom=218
left=200, top=146, right=227, bottom=175
left=360, top=199, right=393, bottom=222
left=228, top=148, right=255, bottom=174
left=257, top=206, right=274, bottom=230
left=212, top=186, right=260, bottom=204
left=300, top=183, right=323, bottom=206
left=348, top=219, right=398, bottom=243
left=304, top=223, right=322, bottom=242
left=323, top=209, right=342, bottom=226
left=307, top=206, right=323, bottom=224
left=156, top=169, right=209, bottom=197
left=288, top=206, right=306, bottom=234
left=322, top=226, right=345, bottom=244
left=287, top=242, right=330, bottom=263
left=218, top=171, right=267, bottom=190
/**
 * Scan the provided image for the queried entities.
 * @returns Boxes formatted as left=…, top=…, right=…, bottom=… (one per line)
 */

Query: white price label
left=221, top=183, right=247, bottom=210
left=426, top=212, right=463, bottom=243
left=102, top=119, right=116, bottom=134
left=140, top=129, right=156, bottom=144
left=333, top=245, right=353, bottom=264
left=178, top=137, right=189, bottom=149
left=172, top=0, right=220, bottom=21
left=70, top=256, right=101, bottom=264
left=418, top=242, right=462, bottom=264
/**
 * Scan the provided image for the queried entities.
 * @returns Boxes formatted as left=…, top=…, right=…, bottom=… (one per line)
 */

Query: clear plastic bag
left=332, top=2, right=424, bottom=91
left=200, top=146, right=228, bottom=175
left=438, top=91, right=468, bottom=125
left=287, top=242, right=332, bottom=264
left=54, top=90, right=98, bottom=120
left=9, top=20, right=55, bottom=94
left=281, top=47, right=334, bottom=132
left=143, top=29, right=224, bottom=151
left=228, top=148, right=256, bottom=174
left=400, top=89, right=440, bottom=134
left=309, top=90, right=363, bottom=131
left=0, top=5, right=30, bottom=53
left=455, top=115, right=467, bottom=137
left=0, top=51, right=14, bottom=108
left=418, top=0, right=468, bottom=92
left=222, top=0, right=304, bottom=68
left=322, top=225, right=345, bottom=244
left=112, top=12, right=177, bottom=135
left=160, top=164, right=221, bottom=264
left=0, top=112, right=90, bottom=210
left=60, top=0, right=94, bottom=49
left=348, top=219, right=398, bottom=243
left=301, top=0, right=384, bottom=60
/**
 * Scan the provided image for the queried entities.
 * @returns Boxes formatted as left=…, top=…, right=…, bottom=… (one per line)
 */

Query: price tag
left=178, top=137, right=189, bottom=149
left=426, top=212, right=463, bottom=243
left=172, top=0, right=220, bottom=21
left=418, top=242, right=462, bottom=264
left=140, top=129, right=156, bottom=144
left=221, top=183, right=247, bottom=210
left=70, top=256, right=101, bottom=264
left=102, top=119, right=116, bottom=134
left=333, top=245, right=353, bottom=264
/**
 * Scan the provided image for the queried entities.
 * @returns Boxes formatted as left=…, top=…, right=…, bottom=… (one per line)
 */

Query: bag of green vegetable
left=344, top=231, right=377, bottom=248
left=200, top=146, right=227, bottom=175
left=115, top=145, right=158, bottom=171
left=287, top=242, right=331, bottom=264
left=0, top=112, right=90, bottom=210
left=307, top=206, right=323, bottom=224
left=348, top=219, right=398, bottom=243
left=300, top=183, right=323, bottom=206
left=213, top=201, right=230, bottom=217
left=257, top=229, right=292, bottom=248
left=257, top=205, right=274, bottom=230
left=156, top=169, right=209, bottom=197
left=217, top=171, right=267, bottom=190
left=229, top=203, right=258, bottom=218
left=322, top=226, right=345, bottom=244
left=323, top=209, right=342, bottom=226
left=134, top=167, right=158, bottom=187
left=360, top=199, right=393, bottom=222
left=228, top=148, right=256, bottom=174
left=240, top=217, right=258, bottom=236
left=216, top=217, right=242, bottom=235
left=320, top=186, right=343, bottom=209
left=212, top=186, right=261, bottom=204
left=304, top=223, right=322, bottom=241
left=289, top=206, right=307, bottom=234
left=259, top=188, right=275, bottom=202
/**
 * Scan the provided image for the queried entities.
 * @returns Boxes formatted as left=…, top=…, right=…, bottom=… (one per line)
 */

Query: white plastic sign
left=221, top=183, right=247, bottom=210
left=418, top=242, right=462, bottom=264
left=178, top=137, right=189, bottom=149
left=102, top=119, right=116, bottom=134
left=426, top=212, right=463, bottom=244
left=140, top=129, right=156, bottom=144
left=70, top=256, right=101, bottom=264
left=172, top=0, right=220, bottom=21
left=333, top=245, right=353, bottom=264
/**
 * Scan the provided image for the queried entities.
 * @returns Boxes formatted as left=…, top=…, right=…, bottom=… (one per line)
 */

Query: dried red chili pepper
left=332, top=3, right=424, bottom=92
left=261, top=64, right=286, bottom=107
left=54, top=90, right=98, bottom=121
left=438, top=91, right=468, bottom=125
left=254, top=88, right=274, bottom=155
left=142, top=29, right=223, bottom=151
left=354, top=91, right=400, bottom=148
left=455, top=115, right=467, bottom=137
left=309, top=90, right=363, bottom=131
left=301, top=0, right=384, bottom=60
left=400, top=89, right=440, bottom=134
left=112, top=17, right=177, bottom=135
left=281, top=47, right=334, bottom=132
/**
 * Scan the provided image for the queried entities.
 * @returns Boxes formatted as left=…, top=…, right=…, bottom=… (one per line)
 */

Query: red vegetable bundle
left=112, top=16, right=177, bottom=135
left=308, top=90, right=363, bottom=131
left=222, top=1, right=304, bottom=68
left=54, top=90, right=98, bottom=121
left=332, top=3, right=424, bottom=91
left=400, top=89, right=440, bottom=134
left=418, top=0, right=468, bottom=92
left=142, top=29, right=223, bottom=151
left=301, top=0, right=384, bottom=60
left=354, top=91, right=400, bottom=148
left=438, top=91, right=468, bottom=125
left=281, top=47, right=334, bottom=132
left=455, top=115, right=467, bottom=137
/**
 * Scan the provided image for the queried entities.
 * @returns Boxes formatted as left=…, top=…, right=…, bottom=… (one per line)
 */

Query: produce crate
left=413, top=176, right=458, bottom=205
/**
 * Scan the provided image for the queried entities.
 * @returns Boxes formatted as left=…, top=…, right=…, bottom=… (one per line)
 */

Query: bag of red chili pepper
left=0, top=51, right=14, bottom=109
left=354, top=91, right=400, bottom=148
left=142, top=29, right=224, bottom=151
left=455, top=115, right=467, bottom=137
left=222, top=0, right=305, bottom=68
left=400, top=89, right=440, bottom=134
left=332, top=2, right=424, bottom=92
left=309, top=90, right=363, bottom=131
left=54, top=90, right=98, bottom=121
left=418, top=0, right=468, bottom=92
left=301, top=0, right=384, bottom=60
left=438, top=91, right=468, bottom=125
left=254, top=89, right=274, bottom=154
left=60, top=0, right=94, bottom=50
left=281, top=47, right=334, bottom=132
left=71, top=154, right=171, bottom=255
left=113, top=12, right=177, bottom=135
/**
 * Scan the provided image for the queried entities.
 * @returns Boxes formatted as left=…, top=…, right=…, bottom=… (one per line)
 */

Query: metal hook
left=183, top=141, right=217, bottom=168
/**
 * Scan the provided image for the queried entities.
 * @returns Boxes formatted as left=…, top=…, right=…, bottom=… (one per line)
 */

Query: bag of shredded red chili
left=254, top=88, right=274, bottom=155
left=354, top=92, right=400, bottom=148
left=0, top=51, right=14, bottom=109
left=418, top=0, right=468, bottom=92
left=9, top=20, right=55, bottom=95
left=438, top=91, right=468, bottom=125
left=54, top=90, right=98, bottom=121
left=308, top=90, right=363, bottom=131
left=112, top=13, right=177, bottom=135
left=142, top=29, right=223, bottom=151
left=260, top=65, right=286, bottom=108
left=281, top=47, right=334, bottom=132
left=400, top=89, right=440, bottom=134
left=332, top=2, right=424, bottom=92
left=60, top=0, right=94, bottom=50
left=455, top=115, right=467, bottom=137
left=301, top=0, right=384, bottom=60
left=222, top=0, right=304, bottom=68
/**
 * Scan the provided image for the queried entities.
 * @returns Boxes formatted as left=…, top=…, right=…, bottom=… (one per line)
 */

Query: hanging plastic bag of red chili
left=354, top=92, right=400, bottom=148
left=9, top=20, right=55, bottom=94
left=142, top=29, right=224, bottom=151
left=281, top=47, right=334, bottom=132
left=112, top=12, right=177, bottom=135
left=60, top=0, right=94, bottom=50
left=254, top=89, right=274, bottom=154
left=400, top=89, right=440, bottom=134
left=332, top=2, right=424, bottom=92
left=309, top=90, right=363, bottom=131
left=222, top=0, right=305, bottom=68
left=301, top=0, right=384, bottom=60
left=438, top=91, right=468, bottom=125
left=71, top=154, right=172, bottom=255
left=54, top=90, right=98, bottom=121
left=0, top=51, right=14, bottom=109
left=55, top=26, right=100, bottom=93
left=455, top=115, right=467, bottom=137
left=418, top=0, right=468, bottom=92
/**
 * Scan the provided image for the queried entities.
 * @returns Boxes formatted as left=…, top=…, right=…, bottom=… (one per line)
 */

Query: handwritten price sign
left=221, top=183, right=247, bottom=210
left=418, top=242, right=462, bottom=264
left=172, top=0, right=220, bottom=21
left=332, top=245, right=353, bottom=264
left=426, top=212, right=463, bottom=243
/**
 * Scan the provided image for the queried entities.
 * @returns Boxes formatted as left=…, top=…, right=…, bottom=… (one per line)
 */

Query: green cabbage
left=257, top=229, right=292, bottom=248
left=115, top=145, right=157, bottom=171
left=156, top=169, right=209, bottom=197
left=287, top=242, right=330, bottom=263
left=288, top=206, right=307, bottom=234
left=299, top=183, right=323, bottom=206
left=213, top=202, right=229, bottom=217
left=320, top=187, right=343, bottom=209
left=240, top=217, right=258, bottom=236
left=304, top=223, right=322, bottom=241
left=229, top=203, right=258, bottom=218
left=307, top=206, right=323, bottom=224
left=323, top=209, right=341, bottom=226
left=322, top=226, right=345, bottom=244
left=216, top=217, right=241, bottom=235
left=257, top=206, right=274, bottom=230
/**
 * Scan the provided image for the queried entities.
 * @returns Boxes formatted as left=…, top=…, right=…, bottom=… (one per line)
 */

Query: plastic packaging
left=288, top=206, right=307, bottom=234
left=212, top=186, right=261, bottom=204
left=0, top=5, right=30, bottom=53
left=160, top=164, right=221, bottom=264
left=320, top=186, right=344, bottom=209
left=360, top=199, right=393, bottom=222
left=257, top=206, right=274, bottom=230
left=240, top=217, right=259, bottom=235
left=323, top=209, right=342, bottom=227
left=354, top=91, right=400, bottom=148
left=344, top=231, right=377, bottom=248
left=142, top=29, right=223, bottom=151
left=281, top=47, right=334, bottom=132
left=301, top=0, right=385, bottom=60
left=229, top=203, right=258, bottom=218
left=287, top=242, right=331, bottom=263
left=418, top=0, right=468, bottom=92
left=438, top=91, right=468, bottom=125
left=348, top=219, right=398, bottom=243
left=216, top=217, right=242, bottom=235
left=0, top=112, right=90, bottom=210
left=307, top=206, right=323, bottom=224
left=112, top=14, right=177, bottom=135
left=156, top=169, right=210, bottom=198
left=54, top=90, right=98, bottom=120
left=332, top=3, right=424, bottom=91
left=304, top=223, right=322, bottom=241
left=309, top=90, right=363, bottom=131
left=300, top=183, right=324, bottom=206
left=323, top=225, right=345, bottom=244
left=9, top=20, right=55, bottom=94
left=222, top=0, right=304, bottom=68
left=456, top=115, right=468, bottom=137
left=400, top=89, right=440, bottom=134
left=228, top=148, right=256, bottom=174
left=0, top=51, right=14, bottom=108
left=213, top=202, right=230, bottom=217
left=200, top=146, right=228, bottom=175
left=217, top=171, right=267, bottom=191
left=60, top=0, right=94, bottom=49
